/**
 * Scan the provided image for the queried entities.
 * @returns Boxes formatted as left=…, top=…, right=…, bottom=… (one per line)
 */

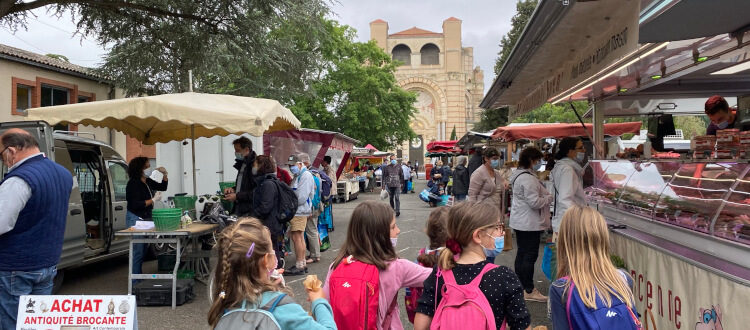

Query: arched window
left=392, top=44, right=411, bottom=66
left=420, top=43, right=439, bottom=65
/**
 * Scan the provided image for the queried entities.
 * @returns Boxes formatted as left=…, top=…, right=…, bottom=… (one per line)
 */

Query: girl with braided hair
left=207, top=217, right=336, bottom=329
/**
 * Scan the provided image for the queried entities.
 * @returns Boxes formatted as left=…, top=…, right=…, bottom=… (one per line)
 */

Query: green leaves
left=473, top=107, right=509, bottom=132
left=289, top=21, right=416, bottom=150
left=494, top=0, right=538, bottom=75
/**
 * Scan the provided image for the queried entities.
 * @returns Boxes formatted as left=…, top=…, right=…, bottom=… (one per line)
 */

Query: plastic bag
left=380, top=188, right=389, bottom=200
left=541, top=242, right=557, bottom=280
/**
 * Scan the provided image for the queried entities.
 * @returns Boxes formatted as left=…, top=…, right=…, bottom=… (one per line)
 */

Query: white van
left=1, top=121, right=131, bottom=290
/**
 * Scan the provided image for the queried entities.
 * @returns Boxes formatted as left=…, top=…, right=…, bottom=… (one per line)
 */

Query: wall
left=1, top=59, right=128, bottom=157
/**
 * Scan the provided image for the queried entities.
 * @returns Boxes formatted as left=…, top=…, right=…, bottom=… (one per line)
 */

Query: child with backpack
left=208, top=217, right=336, bottom=330
left=549, top=206, right=641, bottom=330
left=405, top=206, right=450, bottom=324
left=323, top=201, right=432, bottom=330
left=414, top=201, right=532, bottom=330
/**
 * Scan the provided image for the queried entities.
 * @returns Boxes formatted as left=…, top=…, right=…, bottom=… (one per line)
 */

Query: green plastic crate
left=219, top=181, right=235, bottom=192
left=152, top=208, right=181, bottom=231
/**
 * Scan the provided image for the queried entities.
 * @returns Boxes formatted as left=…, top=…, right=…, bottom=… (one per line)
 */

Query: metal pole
left=188, top=70, right=193, bottom=92
left=191, top=125, right=197, bottom=196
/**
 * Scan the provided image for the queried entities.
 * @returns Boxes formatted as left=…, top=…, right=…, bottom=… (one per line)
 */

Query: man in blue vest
left=0, top=129, right=73, bottom=329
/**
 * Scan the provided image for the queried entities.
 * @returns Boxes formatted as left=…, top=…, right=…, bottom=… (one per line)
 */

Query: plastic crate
left=157, top=253, right=176, bottom=271
left=152, top=208, right=181, bottom=231
left=219, top=181, right=235, bottom=192
left=177, top=269, right=195, bottom=280
left=133, top=279, right=195, bottom=306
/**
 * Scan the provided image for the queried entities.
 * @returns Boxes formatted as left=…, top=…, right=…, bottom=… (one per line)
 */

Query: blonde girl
left=414, top=201, right=531, bottom=330
left=207, top=217, right=336, bottom=330
left=549, top=205, right=639, bottom=330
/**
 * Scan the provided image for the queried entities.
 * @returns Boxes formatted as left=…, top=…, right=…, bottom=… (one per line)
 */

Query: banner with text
left=17, top=295, right=135, bottom=330
left=611, top=234, right=750, bottom=330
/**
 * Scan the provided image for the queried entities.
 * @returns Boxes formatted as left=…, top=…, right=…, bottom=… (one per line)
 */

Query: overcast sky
left=0, top=0, right=518, bottom=93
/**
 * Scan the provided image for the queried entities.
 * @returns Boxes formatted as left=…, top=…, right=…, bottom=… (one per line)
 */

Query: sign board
left=512, top=1, right=640, bottom=116
left=611, top=234, right=750, bottom=330
left=17, top=295, right=136, bottom=330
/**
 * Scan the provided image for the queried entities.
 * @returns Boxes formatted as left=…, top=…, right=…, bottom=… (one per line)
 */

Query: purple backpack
left=430, top=263, right=506, bottom=330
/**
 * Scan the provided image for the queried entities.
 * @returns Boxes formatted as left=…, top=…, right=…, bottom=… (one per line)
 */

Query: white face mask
left=390, top=237, right=398, bottom=247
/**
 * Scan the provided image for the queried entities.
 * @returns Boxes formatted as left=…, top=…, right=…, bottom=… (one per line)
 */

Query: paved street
left=59, top=179, right=553, bottom=329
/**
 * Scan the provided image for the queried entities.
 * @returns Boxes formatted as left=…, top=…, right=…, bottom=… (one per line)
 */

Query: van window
left=108, top=162, right=128, bottom=202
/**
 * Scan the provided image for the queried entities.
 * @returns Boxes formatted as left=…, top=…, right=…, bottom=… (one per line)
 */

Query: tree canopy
left=494, top=0, right=538, bottom=75
left=473, top=107, right=509, bottom=132
left=289, top=21, right=416, bottom=150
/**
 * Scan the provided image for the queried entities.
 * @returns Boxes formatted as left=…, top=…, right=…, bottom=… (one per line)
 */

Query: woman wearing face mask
left=125, top=156, right=168, bottom=276
left=549, top=137, right=587, bottom=237
left=250, top=155, right=285, bottom=269
left=508, top=147, right=553, bottom=303
left=467, top=147, right=507, bottom=205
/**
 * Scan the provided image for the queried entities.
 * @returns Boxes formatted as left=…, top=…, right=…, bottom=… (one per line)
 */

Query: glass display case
left=587, top=160, right=750, bottom=245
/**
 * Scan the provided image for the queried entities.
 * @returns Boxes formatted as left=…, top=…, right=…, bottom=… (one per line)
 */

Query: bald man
left=0, top=129, right=73, bottom=329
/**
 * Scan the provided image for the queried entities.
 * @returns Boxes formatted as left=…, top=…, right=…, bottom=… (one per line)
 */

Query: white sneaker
left=524, top=288, right=548, bottom=302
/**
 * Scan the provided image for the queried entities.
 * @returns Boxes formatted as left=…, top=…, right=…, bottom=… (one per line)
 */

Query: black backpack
left=270, top=179, right=298, bottom=224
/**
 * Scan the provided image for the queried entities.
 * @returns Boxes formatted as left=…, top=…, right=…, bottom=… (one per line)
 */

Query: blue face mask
left=391, top=160, right=397, bottom=165
left=716, top=121, right=730, bottom=129
left=532, top=162, right=543, bottom=171
left=289, top=165, right=300, bottom=175
left=576, top=152, right=585, bottom=162
left=483, top=234, right=504, bottom=259
left=490, top=159, right=500, bottom=168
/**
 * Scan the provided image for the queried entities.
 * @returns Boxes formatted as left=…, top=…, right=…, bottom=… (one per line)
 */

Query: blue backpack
left=562, top=276, right=642, bottom=330
left=311, top=168, right=333, bottom=202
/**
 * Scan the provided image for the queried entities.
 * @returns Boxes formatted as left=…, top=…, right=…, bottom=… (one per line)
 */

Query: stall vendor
left=705, top=95, right=744, bottom=135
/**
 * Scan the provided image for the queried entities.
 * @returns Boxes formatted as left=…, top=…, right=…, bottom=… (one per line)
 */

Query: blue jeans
left=126, top=211, right=147, bottom=275
left=0, top=265, right=57, bottom=330
left=454, top=194, right=467, bottom=202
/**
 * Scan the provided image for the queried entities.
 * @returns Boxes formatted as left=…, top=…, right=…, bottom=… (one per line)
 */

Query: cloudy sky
left=0, top=0, right=518, bottom=93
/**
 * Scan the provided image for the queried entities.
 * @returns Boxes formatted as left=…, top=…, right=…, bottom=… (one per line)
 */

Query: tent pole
left=191, top=124, right=197, bottom=196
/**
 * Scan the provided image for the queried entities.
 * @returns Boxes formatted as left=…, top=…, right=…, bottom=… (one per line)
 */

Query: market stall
left=480, top=0, right=750, bottom=328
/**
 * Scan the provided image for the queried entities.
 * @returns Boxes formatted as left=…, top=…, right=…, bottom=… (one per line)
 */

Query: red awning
left=491, top=122, right=642, bottom=142
left=426, top=140, right=459, bottom=153
left=364, top=144, right=379, bottom=151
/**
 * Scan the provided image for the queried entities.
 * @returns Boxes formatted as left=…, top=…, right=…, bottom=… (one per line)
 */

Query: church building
left=370, top=17, right=484, bottom=166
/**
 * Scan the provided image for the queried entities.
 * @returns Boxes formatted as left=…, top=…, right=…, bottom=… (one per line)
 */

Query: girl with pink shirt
left=323, top=201, right=431, bottom=330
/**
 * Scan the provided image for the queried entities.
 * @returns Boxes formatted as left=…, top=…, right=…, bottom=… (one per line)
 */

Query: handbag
left=541, top=242, right=557, bottom=280
left=502, top=228, right=513, bottom=251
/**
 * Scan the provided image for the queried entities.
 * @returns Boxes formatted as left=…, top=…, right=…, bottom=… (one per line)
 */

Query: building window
left=392, top=44, right=411, bottom=66
left=421, top=43, right=440, bottom=65
left=41, top=85, right=70, bottom=107
left=78, top=95, right=91, bottom=103
left=16, top=85, right=33, bottom=113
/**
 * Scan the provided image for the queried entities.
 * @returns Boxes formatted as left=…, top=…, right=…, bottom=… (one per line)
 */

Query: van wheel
left=52, top=270, right=65, bottom=294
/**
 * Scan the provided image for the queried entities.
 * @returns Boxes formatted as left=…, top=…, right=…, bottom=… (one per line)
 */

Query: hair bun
left=445, top=238, right=462, bottom=254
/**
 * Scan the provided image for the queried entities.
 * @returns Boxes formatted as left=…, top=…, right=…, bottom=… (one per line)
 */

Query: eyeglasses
left=0, top=147, right=7, bottom=156
left=485, top=223, right=504, bottom=234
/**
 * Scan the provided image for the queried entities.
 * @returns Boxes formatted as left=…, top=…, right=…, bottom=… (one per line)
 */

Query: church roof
left=389, top=27, right=442, bottom=37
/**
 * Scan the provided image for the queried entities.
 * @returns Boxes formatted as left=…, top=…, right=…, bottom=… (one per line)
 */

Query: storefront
left=480, top=1, right=750, bottom=328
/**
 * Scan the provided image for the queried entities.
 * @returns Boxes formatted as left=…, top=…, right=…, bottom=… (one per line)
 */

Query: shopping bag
left=406, top=180, right=413, bottom=192
left=318, top=202, right=334, bottom=231
left=380, top=188, right=389, bottom=200
left=318, top=221, right=331, bottom=252
left=541, top=242, right=557, bottom=280
left=419, top=189, right=431, bottom=202
left=503, top=228, right=513, bottom=251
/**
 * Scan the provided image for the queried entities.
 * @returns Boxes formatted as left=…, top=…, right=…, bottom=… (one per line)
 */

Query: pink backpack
left=327, top=256, right=381, bottom=330
left=430, top=263, right=506, bottom=330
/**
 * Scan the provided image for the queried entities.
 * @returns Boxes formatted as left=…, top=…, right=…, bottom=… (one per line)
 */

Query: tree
left=87, top=0, right=330, bottom=100
left=1, top=0, right=231, bottom=32
left=512, top=102, right=590, bottom=124
left=450, top=126, right=457, bottom=140
left=45, top=54, right=69, bottom=62
left=674, top=116, right=706, bottom=139
left=473, top=107, right=509, bottom=132
left=494, top=0, right=538, bottom=75
left=289, top=20, right=417, bottom=150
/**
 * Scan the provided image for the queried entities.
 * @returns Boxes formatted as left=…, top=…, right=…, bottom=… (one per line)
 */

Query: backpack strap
left=561, top=276, right=575, bottom=330
left=510, top=171, right=534, bottom=190
left=262, top=293, right=291, bottom=313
